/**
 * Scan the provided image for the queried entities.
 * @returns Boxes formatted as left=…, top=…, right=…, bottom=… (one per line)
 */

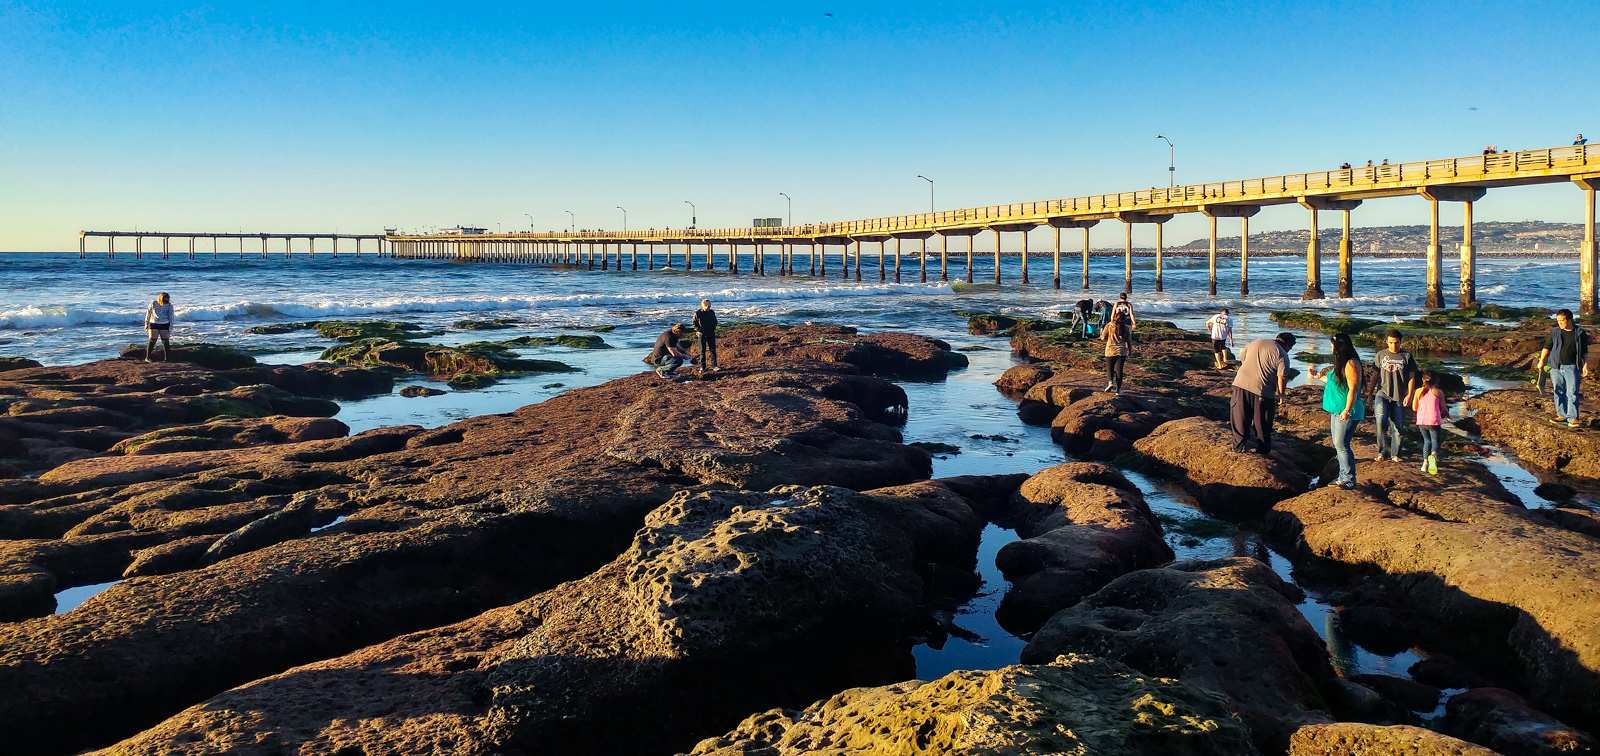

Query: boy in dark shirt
left=692, top=299, right=719, bottom=376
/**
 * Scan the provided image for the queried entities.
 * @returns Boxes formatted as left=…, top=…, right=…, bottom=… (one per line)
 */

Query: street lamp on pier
left=524, top=213, right=535, bottom=231
left=616, top=206, right=628, bottom=230
left=778, top=192, right=792, bottom=226
left=916, top=175, right=934, bottom=213
left=564, top=210, right=575, bottom=232
left=683, top=200, right=696, bottom=229
left=1156, top=135, right=1175, bottom=187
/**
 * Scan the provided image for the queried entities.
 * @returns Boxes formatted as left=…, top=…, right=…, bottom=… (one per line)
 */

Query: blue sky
left=1, top=0, right=1596, bottom=251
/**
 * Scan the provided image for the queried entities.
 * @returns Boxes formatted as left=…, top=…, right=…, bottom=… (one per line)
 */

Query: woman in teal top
left=1311, top=333, right=1365, bottom=489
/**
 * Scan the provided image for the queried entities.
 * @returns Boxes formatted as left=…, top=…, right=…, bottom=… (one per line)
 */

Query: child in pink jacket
left=1412, top=372, right=1447, bottom=475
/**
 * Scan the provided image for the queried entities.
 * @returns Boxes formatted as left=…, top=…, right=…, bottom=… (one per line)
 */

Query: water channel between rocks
left=297, top=311, right=1557, bottom=707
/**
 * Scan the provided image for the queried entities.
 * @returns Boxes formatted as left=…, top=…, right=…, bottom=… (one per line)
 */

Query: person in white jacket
left=1205, top=308, right=1234, bottom=369
left=144, top=292, right=174, bottom=362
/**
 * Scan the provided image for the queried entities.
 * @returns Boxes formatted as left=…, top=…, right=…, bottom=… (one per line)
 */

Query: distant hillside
left=1097, top=221, right=1584, bottom=257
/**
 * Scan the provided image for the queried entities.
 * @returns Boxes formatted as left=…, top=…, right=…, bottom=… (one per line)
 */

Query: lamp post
left=1156, top=135, right=1175, bottom=187
left=564, top=210, right=575, bottom=232
left=616, top=206, right=628, bottom=231
left=778, top=192, right=791, bottom=226
left=524, top=213, right=535, bottom=231
left=916, top=175, right=934, bottom=213
left=683, top=200, right=696, bottom=229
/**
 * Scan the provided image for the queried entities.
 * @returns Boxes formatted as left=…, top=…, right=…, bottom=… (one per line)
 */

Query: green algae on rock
left=117, top=342, right=257, bottom=370
left=498, top=334, right=612, bottom=349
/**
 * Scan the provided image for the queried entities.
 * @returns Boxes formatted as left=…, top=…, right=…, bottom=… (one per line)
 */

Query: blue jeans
left=1329, top=413, right=1357, bottom=486
left=1373, top=396, right=1405, bottom=458
left=654, top=354, right=683, bottom=377
left=1419, top=426, right=1440, bottom=458
left=1551, top=364, right=1581, bottom=421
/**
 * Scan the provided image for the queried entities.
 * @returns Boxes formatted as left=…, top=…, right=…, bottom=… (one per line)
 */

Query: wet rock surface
left=1022, top=557, right=1339, bottom=753
left=0, top=326, right=963, bottom=755
left=1288, top=723, right=1499, bottom=756
left=711, top=324, right=969, bottom=379
left=991, top=462, right=1173, bottom=633
left=690, top=654, right=1259, bottom=756
left=1442, top=687, right=1597, bottom=756
left=107, top=482, right=987, bottom=755
left=1267, top=461, right=1600, bottom=731
left=0, top=358, right=389, bottom=478
left=1133, top=416, right=1322, bottom=516
left=1469, top=387, right=1600, bottom=479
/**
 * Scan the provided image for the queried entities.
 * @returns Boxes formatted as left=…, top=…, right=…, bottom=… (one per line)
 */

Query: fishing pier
left=82, top=144, right=1600, bottom=311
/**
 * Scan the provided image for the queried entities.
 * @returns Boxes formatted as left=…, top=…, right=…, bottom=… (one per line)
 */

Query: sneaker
left=1427, top=454, right=1438, bottom=475
left=1419, top=459, right=1429, bottom=473
left=1105, top=382, right=1115, bottom=392
left=1569, top=420, right=1582, bottom=429
left=1339, top=482, right=1356, bottom=490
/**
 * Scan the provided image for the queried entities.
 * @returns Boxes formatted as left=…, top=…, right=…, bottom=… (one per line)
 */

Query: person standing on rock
left=1229, top=332, right=1296, bottom=455
left=1111, top=293, right=1137, bottom=333
left=143, top=292, right=174, bottom=362
left=692, top=299, right=719, bottom=376
left=1372, top=329, right=1420, bottom=463
left=1205, top=307, right=1234, bottom=369
left=1102, top=299, right=1133, bottom=394
left=1311, top=333, right=1364, bottom=489
left=1412, top=371, right=1446, bottom=475
left=1537, top=308, right=1591, bottom=429
left=645, top=323, right=691, bottom=378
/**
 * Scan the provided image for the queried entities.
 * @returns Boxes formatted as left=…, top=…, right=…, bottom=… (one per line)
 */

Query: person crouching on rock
left=693, top=298, right=719, bottom=376
left=144, top=292, right=174, bottom=362
left=1230, top=331, right=1296, bottom=455
left=646, top=323, right=692, bottom=378
left=1311, top=333, right=1364, bottom=489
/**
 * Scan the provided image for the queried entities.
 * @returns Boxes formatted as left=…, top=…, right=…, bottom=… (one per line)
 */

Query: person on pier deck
left=1537, top=308, right=1591, bottom=429
left=144, top=292, right=174, bottom=362
left=1230, top=332, right=1295, bottom=455
left=693, top=299, right=720, bottom=377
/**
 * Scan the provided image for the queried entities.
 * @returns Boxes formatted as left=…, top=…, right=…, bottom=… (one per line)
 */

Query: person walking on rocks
left=692, top=299, right=719, bottom=376
left=144, top=292, right=174, bottom=362
left=1311, top=333, right=1364, bottom=489
left=1412, top=371, right=1447, bottom=475
left=1230, top=332, right=1296, bottom=454
left=1205, top=307, right=1234, bottom=369
left=1537, top=308, right=1591, bottom=428
left=1102, top=300, right=1133, bottom=394
left=1373, top=329, right=1420, bottom=462
left=646, top=323, right=691, bottom=378
left=1111, top=293, right=1137, bottom=333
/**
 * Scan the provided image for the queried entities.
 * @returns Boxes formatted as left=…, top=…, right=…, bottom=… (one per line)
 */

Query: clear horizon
left=2, top=0, right=1596, bottom=251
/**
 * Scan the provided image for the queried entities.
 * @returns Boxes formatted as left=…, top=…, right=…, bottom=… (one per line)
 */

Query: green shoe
left=1426, top=454, right=1438, bottom=476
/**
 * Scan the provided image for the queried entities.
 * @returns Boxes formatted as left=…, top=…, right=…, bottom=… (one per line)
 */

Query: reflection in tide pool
left=54, top=580, right=120, bottom=614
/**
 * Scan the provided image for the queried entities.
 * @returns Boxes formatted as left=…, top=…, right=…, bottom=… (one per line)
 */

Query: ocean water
left=7, top=250, right=1579, bottom=687
left=0, top=251, right=1585, bottom=367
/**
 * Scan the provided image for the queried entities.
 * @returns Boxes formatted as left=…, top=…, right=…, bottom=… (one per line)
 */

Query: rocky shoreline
left=2, top=318, right=1596, bottom=754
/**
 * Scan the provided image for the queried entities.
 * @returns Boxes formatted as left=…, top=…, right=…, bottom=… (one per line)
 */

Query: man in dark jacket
left=693, top=299, right=719, bottom=376
left=1537, top=308, right=1592, bottom=428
